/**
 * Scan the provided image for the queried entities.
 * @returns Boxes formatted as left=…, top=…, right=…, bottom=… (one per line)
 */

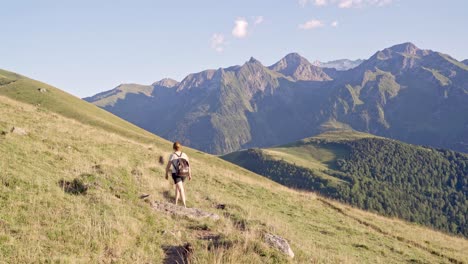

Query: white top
left=169, top=151, right=189, bottom=173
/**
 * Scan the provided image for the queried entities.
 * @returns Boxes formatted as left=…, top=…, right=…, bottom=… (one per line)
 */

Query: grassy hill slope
left=0, top=69, right=158, bottom=145
left=0, top=71, right=467, bottom=263
left=222, top=131, right=468, bottom=237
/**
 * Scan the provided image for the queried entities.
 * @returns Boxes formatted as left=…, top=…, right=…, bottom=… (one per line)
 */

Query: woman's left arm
left=165, top=159, right=171, bottom=179
left=188, top=159, right=192, bottom=181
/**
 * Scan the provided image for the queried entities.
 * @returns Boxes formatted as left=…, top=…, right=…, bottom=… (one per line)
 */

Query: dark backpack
left=172, top=152, right=190, bottom=177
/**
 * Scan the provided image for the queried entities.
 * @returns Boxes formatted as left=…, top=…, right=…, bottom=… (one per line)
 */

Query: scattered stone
left=215, top=204, right=226, bottom=210
left=0, top=131, right=7, bottom=136
left=38, top=88, right=48, bottom=93
left=10, top=127, right=27, bottom=136
left=140, top=193, right=150, bottom=199
left=158, top=156, right=165, bottom=165
left=353, top=243, right=369, bottom=250
left=264, top=233, right=294, bottom=258
left=152, top=201, right=220, bottom=221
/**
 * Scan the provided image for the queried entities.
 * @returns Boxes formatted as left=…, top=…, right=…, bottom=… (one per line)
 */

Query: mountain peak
left=281, top=52, right=310, bottom=65
left=365, top=42, right=427, bottom=69
left=269, top=52, right=331, bottom=81
left=248, top=57, right=262, bottom=64
left=152, top=78, right=179, bottom=88
left=284, top=52, right=304, bottom=60
left=387, top=42, right=420, bottom=55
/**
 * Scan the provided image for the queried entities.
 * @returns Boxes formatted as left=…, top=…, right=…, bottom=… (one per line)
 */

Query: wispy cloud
left=298, top=0, right=308, bottom=7
left=299, top=0, right=393, bottom=8
left=253, top=16, right=264, bottom=25
left=232, top=18, right=249, bottom=38
left=211, top=33, right=226, bottom=52
left=331, top=20, right=339, bottom=27
left=299, top=19, right=324, bottom=30
left=314, top=0, right=328, bottom=6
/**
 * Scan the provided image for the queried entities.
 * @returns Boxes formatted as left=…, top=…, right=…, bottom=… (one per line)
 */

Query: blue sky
left=1, top=0, right=467, bottom=97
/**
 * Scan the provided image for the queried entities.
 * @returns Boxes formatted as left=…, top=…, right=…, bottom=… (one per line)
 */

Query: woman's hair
left=173, top=141, right=182, bottom=151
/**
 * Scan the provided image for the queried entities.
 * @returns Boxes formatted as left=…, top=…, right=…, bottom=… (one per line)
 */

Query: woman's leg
left=174, top=184, right=180, bottom=205
left=176, top=182, right=186, bottom=208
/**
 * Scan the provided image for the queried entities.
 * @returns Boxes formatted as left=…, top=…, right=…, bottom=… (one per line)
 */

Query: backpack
left=171, top=152, right=190, bottom=177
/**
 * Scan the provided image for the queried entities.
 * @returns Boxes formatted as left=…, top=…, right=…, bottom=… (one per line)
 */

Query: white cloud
left=315, top=0, right=328, bottom=6
left=254, top=16, right=264, bottom=25
left=232, top=18, right=249, bottom=38
left=299, top=0, right=326, bottom=7
left=338, top=0, right=354, bottom=8
left=299, top=0, right=393, bottom=8
left=375, top=0, right=393, bottom=6
left=338, top=0, right=393, bottom=8
left=211, top=33, right=226, bottom=53
left=331, top=20, right=339, bottom=27
left=299, top=19, right=324, bottom=30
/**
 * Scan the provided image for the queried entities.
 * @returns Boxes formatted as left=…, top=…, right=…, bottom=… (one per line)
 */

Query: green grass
left=1, top=69, right=467, bottom=263
left=439, top=53, right=468, bottom=71
left=224, top=131, right=377, bottom=186
left=0, top=69, right=160, bottom=146
left=305, top=130, right=378, bottom=142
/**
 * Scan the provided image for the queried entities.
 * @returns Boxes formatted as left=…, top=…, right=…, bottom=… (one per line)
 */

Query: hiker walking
left=165, top=141, right=191, bottom=207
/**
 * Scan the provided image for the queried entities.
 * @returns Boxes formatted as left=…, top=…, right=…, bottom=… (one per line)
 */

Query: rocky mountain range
left=85, top=42, right=468, bottom=155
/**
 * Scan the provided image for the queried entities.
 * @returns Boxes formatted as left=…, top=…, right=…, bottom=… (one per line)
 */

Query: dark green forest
left=224, top=139, right=468, bottom=236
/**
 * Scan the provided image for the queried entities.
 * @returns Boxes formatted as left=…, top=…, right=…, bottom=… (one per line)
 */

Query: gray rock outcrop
left=264, top=233, right=294, bottom=258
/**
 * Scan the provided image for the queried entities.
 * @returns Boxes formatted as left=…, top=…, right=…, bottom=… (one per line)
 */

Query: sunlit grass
left=0, top=89, right=467, bottom=263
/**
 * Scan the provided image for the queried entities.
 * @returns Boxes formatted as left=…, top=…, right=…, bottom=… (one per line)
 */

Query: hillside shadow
left=162, top=244, right=191, bottom=264
left=58, top=179, right=88, bottom=195
left=163, top=190, right=173, bottom=203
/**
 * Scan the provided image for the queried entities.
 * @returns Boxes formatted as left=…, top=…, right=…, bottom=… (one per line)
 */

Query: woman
left=165, top=141, right=192, bottom=207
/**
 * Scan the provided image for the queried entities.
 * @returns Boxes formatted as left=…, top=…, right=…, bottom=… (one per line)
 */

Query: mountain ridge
left=86, top=42, right=468, bottom=155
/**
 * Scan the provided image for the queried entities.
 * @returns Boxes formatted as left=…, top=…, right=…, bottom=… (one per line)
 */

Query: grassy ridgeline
left=0, top=70, right=467, bottom=263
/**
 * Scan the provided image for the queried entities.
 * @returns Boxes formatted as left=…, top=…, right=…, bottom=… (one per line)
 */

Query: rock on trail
left=151, top=201, right=220, bottom=221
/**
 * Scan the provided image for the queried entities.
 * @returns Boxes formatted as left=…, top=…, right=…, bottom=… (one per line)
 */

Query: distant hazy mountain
left=463, top=59, right=468, bottom=65
left=312, top=59, right=363, bottom=71
left=86, top=42, right=468, bottom=154
left=268, top=53, right=332, bottom=81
